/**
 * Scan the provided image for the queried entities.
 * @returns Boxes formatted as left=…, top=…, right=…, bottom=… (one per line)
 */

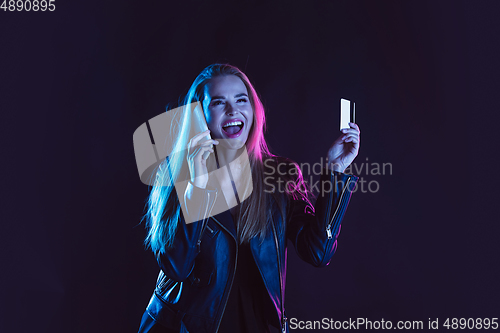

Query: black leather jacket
left=141, top=159, right=358, bottom=333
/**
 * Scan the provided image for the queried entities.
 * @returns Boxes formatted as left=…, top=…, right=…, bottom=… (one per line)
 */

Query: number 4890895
left=1, top=0, right=56, bottom=11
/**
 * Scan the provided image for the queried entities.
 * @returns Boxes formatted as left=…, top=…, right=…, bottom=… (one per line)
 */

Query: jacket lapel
left=210, top=209, right=237, bottom=241
left=250, top=223, right=282, bottom=310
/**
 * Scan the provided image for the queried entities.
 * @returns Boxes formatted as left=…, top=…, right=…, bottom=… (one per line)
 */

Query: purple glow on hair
left=239, top=71, right=271, bottom=162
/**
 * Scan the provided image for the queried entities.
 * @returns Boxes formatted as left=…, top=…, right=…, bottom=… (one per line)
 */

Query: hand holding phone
left=191, top=102, right=214, bottom=160
left=186, top=130, right=219, bottom=189
left=187, top=103, right=219, bottom=188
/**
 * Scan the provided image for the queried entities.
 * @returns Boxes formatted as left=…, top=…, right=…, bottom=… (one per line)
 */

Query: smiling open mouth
left=222, top=120, right=244, bottom=137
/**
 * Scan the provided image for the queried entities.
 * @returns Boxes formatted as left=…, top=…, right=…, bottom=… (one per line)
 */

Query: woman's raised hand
left=327, top=122, right=360, bottom=173
left=187, top=130, right=219, bottom=189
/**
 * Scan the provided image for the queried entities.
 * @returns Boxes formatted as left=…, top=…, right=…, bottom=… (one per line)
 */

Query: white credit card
left=340, top=98, right=355, bottom=130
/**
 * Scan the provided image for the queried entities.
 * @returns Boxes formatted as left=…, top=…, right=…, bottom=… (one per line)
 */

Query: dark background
left=2, top=0, right=499, bottom=332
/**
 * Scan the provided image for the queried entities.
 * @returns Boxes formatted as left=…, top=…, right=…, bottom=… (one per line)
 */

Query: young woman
left=138, top=64, right=361, bottom=333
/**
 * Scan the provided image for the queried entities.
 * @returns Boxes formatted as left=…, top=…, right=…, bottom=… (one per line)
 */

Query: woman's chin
left=219, top=139, right=246, bottom=150
left=216, top=134, right=248, bottom=151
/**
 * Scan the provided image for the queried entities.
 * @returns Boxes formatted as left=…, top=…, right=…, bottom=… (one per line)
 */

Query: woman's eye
left=237, top=98, right=248, bottom=103
left=212, top=100, right=224, bottom=106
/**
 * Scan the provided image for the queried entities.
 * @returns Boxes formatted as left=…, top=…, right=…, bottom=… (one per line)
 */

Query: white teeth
left=223, top=121, right=243, bottom=127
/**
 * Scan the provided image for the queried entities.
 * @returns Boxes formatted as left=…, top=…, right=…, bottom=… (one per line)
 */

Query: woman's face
left=203, top=75, right=254, bottom=150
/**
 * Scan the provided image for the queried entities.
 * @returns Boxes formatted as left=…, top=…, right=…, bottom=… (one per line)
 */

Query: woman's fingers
left=187, top=131, right=219, bottom=188
left=191, top=144, right=213, bottom=155
left=341, top=128, right=360, bottom=136
left=344, top=133, right=360, bottom=152
left=189, top=135, right=218, bottom=156
left=349, top=122, right=360, bottom=134
left=200, top=139, right=219, bottom=147
left=345, top=136, right=359, bottom=143
left=202, top=148, right=214, bottom=160
left=341, top=129, right=358, bottom=135
left=192, top=145, right=215, bottom=161
left=341, top=123, right=360, bottom=143
left=189, top=130, right=219, bottom=148
left=189, top=130, right=210, bottom=147
left=342, top=132, right=359, bottom=141
left=199, top=146, right=215, bottom=159
left=341, top=123, right=360, bottom=137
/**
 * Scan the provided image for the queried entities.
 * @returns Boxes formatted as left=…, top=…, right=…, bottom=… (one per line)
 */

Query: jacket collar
left=210, top=193, right=283, bottom=242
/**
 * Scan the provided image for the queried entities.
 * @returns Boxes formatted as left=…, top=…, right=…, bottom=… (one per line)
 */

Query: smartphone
left=340, top=98, right=355, bottom=130
left=191, top=102, right=213, bottom=160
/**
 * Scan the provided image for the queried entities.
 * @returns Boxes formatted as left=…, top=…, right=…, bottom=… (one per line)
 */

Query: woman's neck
left=215, top=146, right=245, bottom=172
left=212, top=145, right=253, bottom=212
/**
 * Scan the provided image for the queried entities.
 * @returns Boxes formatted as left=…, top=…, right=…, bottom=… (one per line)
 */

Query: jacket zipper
left=324, top=173, right=334, bottom=239
left=211, top=216, right=238, bottom=333
left=271, top=219, right=287, bottom=333
left=326, top=176, right=351, bottom=239
left=196, top=192, right=213, bottom=251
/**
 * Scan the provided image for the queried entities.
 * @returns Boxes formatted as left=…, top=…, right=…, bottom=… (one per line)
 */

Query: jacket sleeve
left=155, top=182, right=218, bottom=281
left=286, top=166, right=358, bottom=267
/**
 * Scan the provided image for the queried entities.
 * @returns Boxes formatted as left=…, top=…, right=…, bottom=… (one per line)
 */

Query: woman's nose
left=225, top=103, right=239, bottom=116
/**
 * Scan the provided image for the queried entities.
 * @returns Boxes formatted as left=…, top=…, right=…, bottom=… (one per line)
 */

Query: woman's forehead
left=205, top=75, right=248, bottom=98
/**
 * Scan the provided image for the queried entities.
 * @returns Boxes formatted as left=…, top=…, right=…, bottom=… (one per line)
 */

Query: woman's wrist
left=327, top=160, right=345, bottom=173
left=192, top=177, right=208, bottom=189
